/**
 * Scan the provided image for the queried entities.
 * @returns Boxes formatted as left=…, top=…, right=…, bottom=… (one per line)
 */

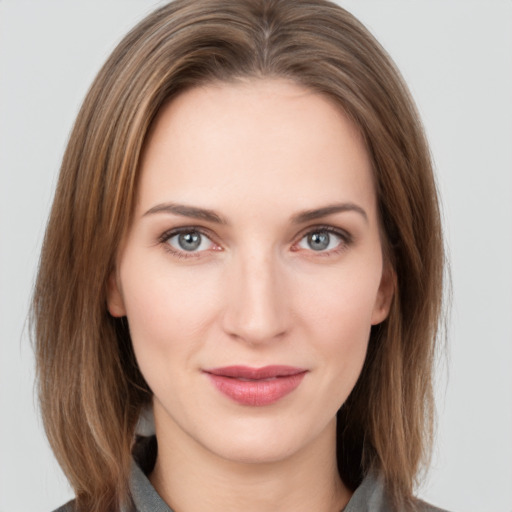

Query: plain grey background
left=1, top=1, right=511, bottom=511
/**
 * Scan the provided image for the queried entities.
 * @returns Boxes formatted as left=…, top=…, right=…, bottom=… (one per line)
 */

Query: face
left=108, top=79, right=393, bottom=464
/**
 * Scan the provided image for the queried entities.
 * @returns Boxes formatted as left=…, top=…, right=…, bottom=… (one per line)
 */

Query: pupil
left=308, top=232, right=329, bottom=251
left=178, top=231, right=201, bottom=251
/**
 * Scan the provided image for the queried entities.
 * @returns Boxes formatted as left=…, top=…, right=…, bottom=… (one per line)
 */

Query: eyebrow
left=143, top=201, right=368, bottom=225
left=291, top=203, right=368, bottom=224
left=143, top=203, right=227, bottom=224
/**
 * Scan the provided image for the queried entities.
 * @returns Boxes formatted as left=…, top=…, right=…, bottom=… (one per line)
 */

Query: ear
left=106, top=271, right=126, bottom=317
left=371, top=264, right=395, bottom=325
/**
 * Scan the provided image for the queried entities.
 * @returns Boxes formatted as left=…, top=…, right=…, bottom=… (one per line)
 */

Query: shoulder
left=414, top=499, right=450, bottom=512
left=344, top=471, right=451, bottom=512
left=51, top=498, right=137, bottom=512
left=52, top=501, right=75, bottom=512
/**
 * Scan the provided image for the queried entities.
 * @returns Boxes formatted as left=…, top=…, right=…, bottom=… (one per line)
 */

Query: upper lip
left=204, top=365, right=307, bottom=380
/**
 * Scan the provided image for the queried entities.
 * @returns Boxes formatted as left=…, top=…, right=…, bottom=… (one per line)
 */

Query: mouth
left=203, top=365, right=308, bottom=406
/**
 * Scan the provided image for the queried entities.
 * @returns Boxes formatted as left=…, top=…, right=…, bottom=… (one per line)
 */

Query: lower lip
left=206, top=372, right=307, bottom=406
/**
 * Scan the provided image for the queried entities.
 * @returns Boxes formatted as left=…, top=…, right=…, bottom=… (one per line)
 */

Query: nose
left=221, top=248, right=290, bottom=345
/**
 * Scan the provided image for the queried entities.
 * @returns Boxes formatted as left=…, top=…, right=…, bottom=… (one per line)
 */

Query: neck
left=150, top=415, right=351, bottom=512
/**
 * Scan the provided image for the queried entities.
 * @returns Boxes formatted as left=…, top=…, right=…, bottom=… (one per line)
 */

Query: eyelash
left=158, top=225, right=353, bottom=260
left=158, top=227, right=217, bottom=259
left=292, top=225, right=353, bottom=257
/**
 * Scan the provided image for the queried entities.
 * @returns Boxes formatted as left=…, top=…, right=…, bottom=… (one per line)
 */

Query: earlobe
left=106, top=271, right=126, bottom=317
left=371, top=265, right=395, bottom=326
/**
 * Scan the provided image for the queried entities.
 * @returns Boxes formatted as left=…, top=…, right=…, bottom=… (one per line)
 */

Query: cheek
left=296, top=257, right=382, bottom=339
left=293, top=261, right=381, bottom=389
left=119, top=257, right=221, bottom=378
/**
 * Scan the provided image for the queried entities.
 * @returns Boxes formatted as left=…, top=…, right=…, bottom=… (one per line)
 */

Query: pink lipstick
left=204, top=365, right=307, bottom=406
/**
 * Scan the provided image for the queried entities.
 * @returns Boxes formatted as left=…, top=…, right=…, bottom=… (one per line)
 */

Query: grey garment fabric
left=53, top=436, right=449, bottom=512
left=128, top=460, right=447, bottom=512
left=128, top=461, right=172, bottom=512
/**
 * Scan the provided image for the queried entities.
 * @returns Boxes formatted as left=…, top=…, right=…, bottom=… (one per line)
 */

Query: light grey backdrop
left=1, top=1, right=511, bottom=511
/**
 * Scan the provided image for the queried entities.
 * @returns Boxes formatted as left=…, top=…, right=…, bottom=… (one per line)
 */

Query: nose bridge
left=222, top=243, right=288, bottom=343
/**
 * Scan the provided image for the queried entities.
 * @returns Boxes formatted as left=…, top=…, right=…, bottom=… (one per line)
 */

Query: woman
left=32, top=0, right=446, bottom=511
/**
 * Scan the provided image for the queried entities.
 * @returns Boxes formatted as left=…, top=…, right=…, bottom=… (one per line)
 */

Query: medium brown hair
left=32, top=1, right=444, bottom=511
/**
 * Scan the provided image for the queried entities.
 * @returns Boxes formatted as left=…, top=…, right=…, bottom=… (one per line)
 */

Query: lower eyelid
left=159, top=226, right=352, bottom=259
left=296, top=228, right=352, bottom=249
left=159, top=228, right=222, bottom=259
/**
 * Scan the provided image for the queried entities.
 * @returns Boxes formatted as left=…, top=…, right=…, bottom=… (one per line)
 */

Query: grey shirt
left=129, top=461, right=446, bottom=512
left=55, top=436, right=448, bottom=512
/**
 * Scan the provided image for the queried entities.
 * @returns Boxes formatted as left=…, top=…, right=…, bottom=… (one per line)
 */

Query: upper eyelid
left=159, top=226, right=216, bottom=243
left=158, top=224, right=352, bottom=251
left=295, top=224, right=352, bottom=242
left=159, top=228, right=218, bottom=258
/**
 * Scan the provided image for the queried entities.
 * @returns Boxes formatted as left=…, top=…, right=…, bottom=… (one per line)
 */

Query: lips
left=204, top=365, right=307, bottom=406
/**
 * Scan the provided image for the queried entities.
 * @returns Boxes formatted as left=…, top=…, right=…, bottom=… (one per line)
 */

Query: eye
left=164, top=229, right=216, bottom=254
left=296, top=228, right=348, bottom=253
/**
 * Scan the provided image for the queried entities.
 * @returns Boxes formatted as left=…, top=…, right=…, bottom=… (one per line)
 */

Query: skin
left=108, top=79, right=394, bottom=512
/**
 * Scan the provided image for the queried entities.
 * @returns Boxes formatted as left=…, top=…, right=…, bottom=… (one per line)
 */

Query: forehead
left=137, top=78, right=376, bottom=219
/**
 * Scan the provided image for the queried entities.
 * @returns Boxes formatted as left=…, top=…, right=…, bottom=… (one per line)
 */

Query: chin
left=197, top=414, right=335, bottom=467
left=207, top=435, right=301, bottom=465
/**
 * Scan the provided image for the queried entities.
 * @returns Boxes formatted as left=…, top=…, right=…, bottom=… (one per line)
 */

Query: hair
left=32, top=1, right=444, bottom=511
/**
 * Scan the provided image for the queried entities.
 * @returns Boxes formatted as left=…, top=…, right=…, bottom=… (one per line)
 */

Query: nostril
left=220, top=255, right=290, bottom=343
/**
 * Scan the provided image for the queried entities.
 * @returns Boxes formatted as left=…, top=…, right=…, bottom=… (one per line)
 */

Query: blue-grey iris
left=308, top=232, right=330, bottom=251
left=178, top=231, right=201, bottom=251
